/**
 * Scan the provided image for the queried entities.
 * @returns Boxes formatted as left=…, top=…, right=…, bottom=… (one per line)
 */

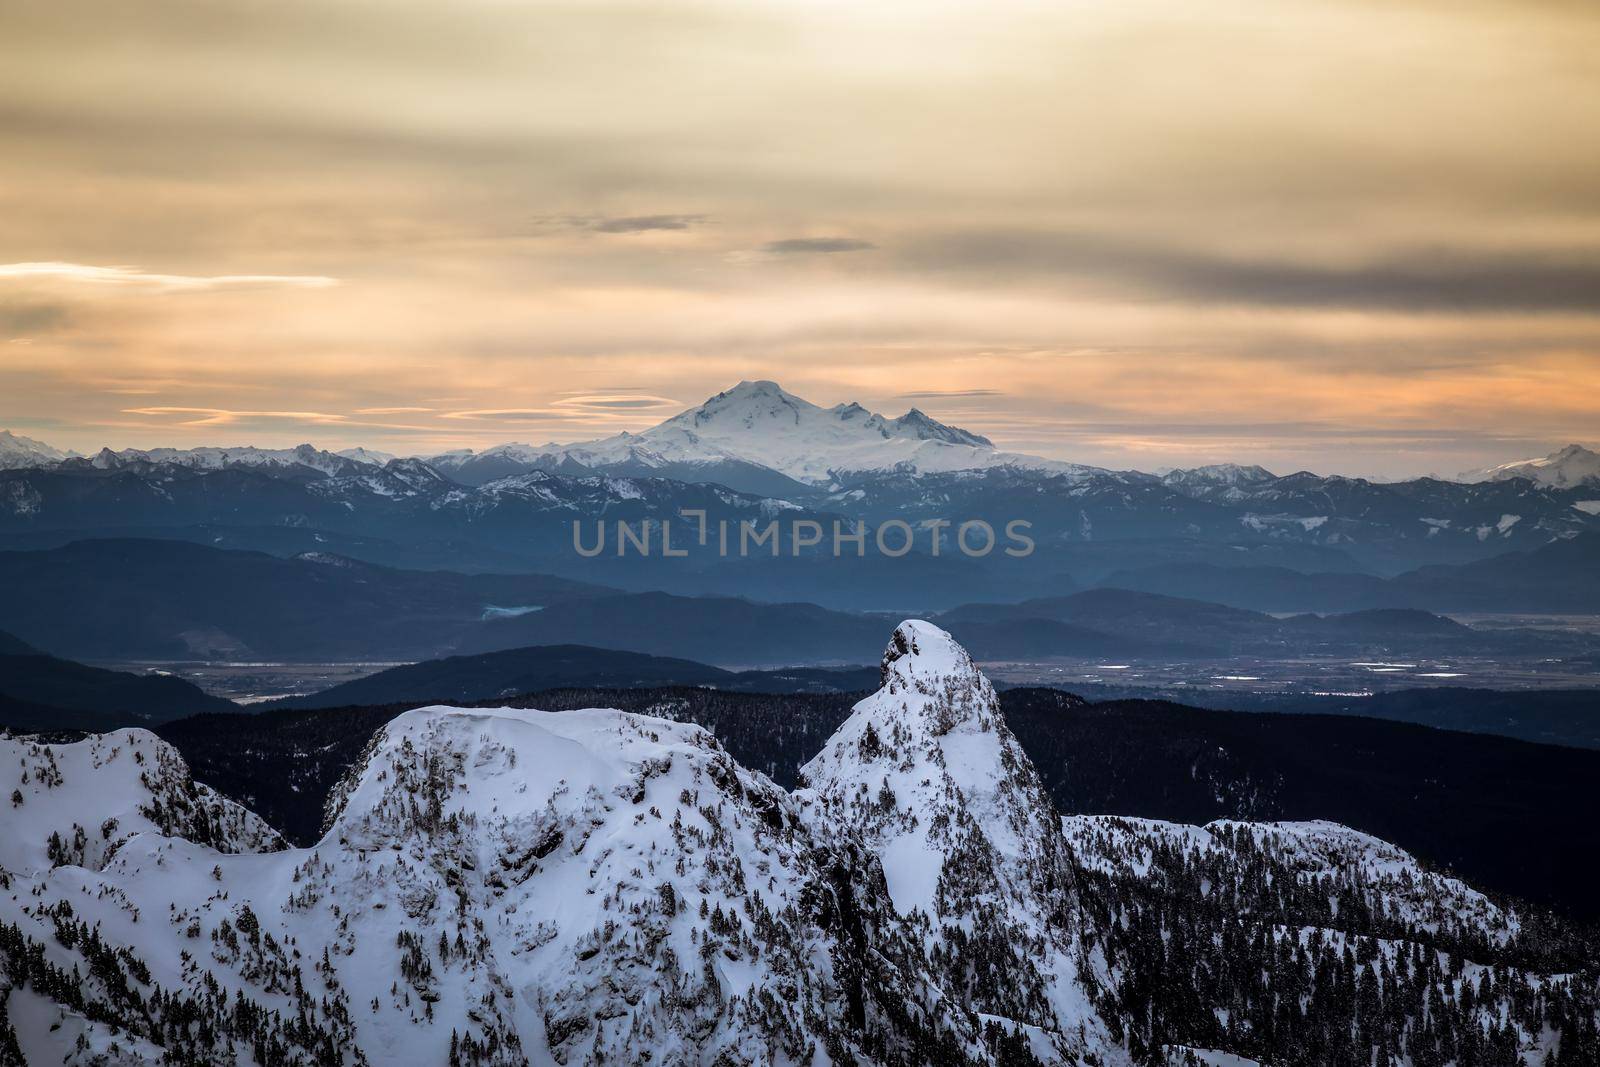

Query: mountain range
left=1464, top=442, right=1600, bottom=488
left=0, top=429, right=75, bottom=469
left=266, top=645, right=880, bottom=710
left=4, top=538, right=1595, bottom=666
left=155, top=677, right=1600, bottom=902
left=1103, top=530, right=1600, bottom=612
left=7, top=605, right=1597, bottom=754
left=0, top=629, right=237, bottom=731
left=0, top=539, right=610, bottom=660
left=0, top=457, right=1593, bottom=612
left=2, top=622, right=1594, bottom=1064
left=19, top=384, right=1595, bottom=496
left=425, top=379, right=1077, bottom=490
left=3, top=384, right=1596, bottom=607
left=3, top=382, right=1595, bottom=1064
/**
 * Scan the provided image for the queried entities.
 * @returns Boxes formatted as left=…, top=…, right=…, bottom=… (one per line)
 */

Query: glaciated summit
left=83, top=441, right=364, bottom=475
left=629, top=381, right=1041, bottom=483
left=0, top=429, right=73, bottom=469
left=1466, top=442, right=1600, bottom=488
left=432, top=381, right=1068, bottom=488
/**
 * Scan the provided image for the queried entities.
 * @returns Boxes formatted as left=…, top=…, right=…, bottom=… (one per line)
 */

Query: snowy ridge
left=0, top=430, right=364, bottom=476
left=306, top=456, right=455, bottom=502
left=1465, top=443, right=1600, bottom=488
left=89, top=442, right=369, bottom=477
left=1, top=706, right=985, bottom=1066
left=0, top=625, right=1594, bottom=1065
left=1060, top=816, right=1517, bottom=944
left=0, top=430, right=73, bottom=470
left=611, top=380, right=1062, bottom=483
left=1157, top=463, right=1277, bottom=503
left=336, top=447, right=397, bottom=466
left=0, top=729, right=284, bottom=877
left=1057, top=811, right=1581, bottom=1064
left=431, top=381, right=1080, bottom=487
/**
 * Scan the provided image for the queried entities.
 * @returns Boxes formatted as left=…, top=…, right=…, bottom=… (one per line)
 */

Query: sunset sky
left=3, top=0, right=1598, bottom=477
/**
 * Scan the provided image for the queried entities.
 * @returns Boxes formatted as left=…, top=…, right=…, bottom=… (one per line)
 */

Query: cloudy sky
left=3, top=0, right=1598, bottom=476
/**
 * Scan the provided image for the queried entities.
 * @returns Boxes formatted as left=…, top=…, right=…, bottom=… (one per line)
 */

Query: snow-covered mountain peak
left=267, top=703, right=984, bottom=1063
left=798, top=623, right=1111, bottom=1058
left=892, top=407, right=993, bottom=447
left=322, top=704, right=721, bottom=845
left=86, top=441, right=365, bottom=477
left=419, top=381, right=1068, bottom=487
left=671, top=381, right=990, bottom=448
left=380, top=455, right=451, bottom=485
left=1162, top=462, right=1276, bottom=486
left=1467, top=442, right=1600, bottom=487
left=1156, top=462, right=1280, bottom=503
left=0, top=429, right=73, bottom=469
left=0, top=728, right=283, bottom=876
left=673, top=378, right=810, bottom=432
left=804, top=621, right=1018, bottom=828
left=633, top=381, right=1056, bottom=483
left=802, top=621, right=1054, bottom=876
left=877, top=617, right=988, bottom=701
left=335, top=446, right=395, bottom=465
left=478, top=440, right=562, bottom=462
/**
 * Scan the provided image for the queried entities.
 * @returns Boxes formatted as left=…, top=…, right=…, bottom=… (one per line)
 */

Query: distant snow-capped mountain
left=1465, top=443, right=1600, bottom=488
left=5, top=387, right=1600, bottom=585
left=0, top=429, right=73, bottom=469
left=429, top=380, right=1090, bottom=489
left=1158, top=462, right=1277, bottom=500
left=0, top=432, right=386, bottom=478
left=88, top=441, right=369, bottom=477
left=335, top=446, right=396, bottom=465
left=4, top=444, right=1598, bottom=592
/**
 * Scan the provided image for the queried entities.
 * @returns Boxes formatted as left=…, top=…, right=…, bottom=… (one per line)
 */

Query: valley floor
left=92, top=649, right=1600, bottom=707
left=983, top=652, right=1600, bottom=696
